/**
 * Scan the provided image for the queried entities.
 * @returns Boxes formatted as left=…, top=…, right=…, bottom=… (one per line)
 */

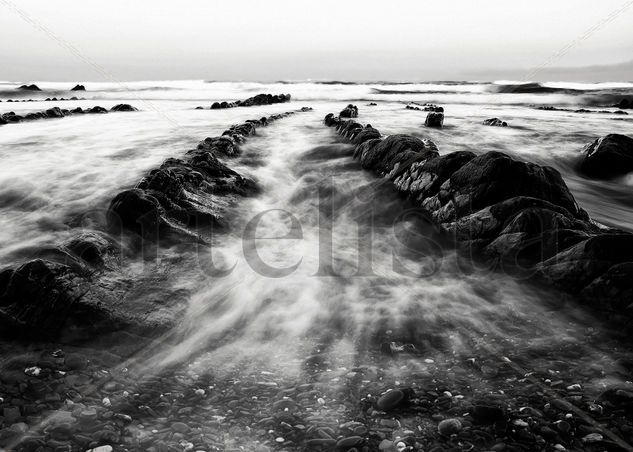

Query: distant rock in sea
left=71, top=84, right=86, bottom=91
left=18, top=84, right=41, bottom=91
left=483, top=118, right=508, bottom=127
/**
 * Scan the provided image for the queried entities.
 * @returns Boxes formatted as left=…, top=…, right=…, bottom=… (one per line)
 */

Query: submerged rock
left=578, top=133, right=633, bottom=179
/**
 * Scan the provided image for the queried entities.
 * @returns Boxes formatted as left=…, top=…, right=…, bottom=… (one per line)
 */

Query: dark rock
left=355, top=134, right=439, bottom=175
left=106, top=189, right=163, bottom=237
left=483, top=118, right=508, bottom=127
left=110, top=104, right=138, bottom=112
left=425, top=112, right=444, bottom=127
left=63, top=231, right=117, bottom=267
left=340, top=104, right=358, bottom=118
left=70, top=84, right=86, bottom=91
left=88, top=106, right=108, bottom=114
left=198, top=135, right=239, bottom=157
left=45, top=107, right=65, bottom=118
left=376, top=389, right=407, bottom=411
left=18, top=84, right=41, bottom=91
left=336, top=436, right=363, bottom=449
left=472, top=405, right=505, bottom=424
left=615, top=99, right=632, bottom=109
left=237, top=93, right=291, bottom=107
left=577, top=134, right=633, bottom=179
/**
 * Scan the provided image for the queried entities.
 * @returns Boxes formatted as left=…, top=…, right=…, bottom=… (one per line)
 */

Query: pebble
left=171, top=422, right=189, bottom=433
left=336, top=436, right=363, bottom=449
left=582, top=433, right=603, bottom=443
left=86, top=447, right=113, bottom=452
left=377, top=389, right=405, bottom=411
left=438, top=418, right=462, bottom=436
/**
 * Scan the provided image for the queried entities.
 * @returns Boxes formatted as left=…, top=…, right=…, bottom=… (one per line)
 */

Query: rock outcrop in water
left=0, top=105, right=138, bottom=126
left=577, top=133, right=633, bottom=179
left=406, top=103, right=444, bottom=112
left=71, top=84, right=86, bottom=91
left=483, top=118, right=507, bottom=127
left=339, top=104, right=358, bottom=118
left=107, top=111, right=303, bottom=239
left=199, top=93, right=291, bottom=110
left=0, top=108, right=309, bottom=338
left=324, top=110, right=633, bottom=322
left=425, top=112, right=444, bottom=127
left=17, top=84, right=41, bottom=91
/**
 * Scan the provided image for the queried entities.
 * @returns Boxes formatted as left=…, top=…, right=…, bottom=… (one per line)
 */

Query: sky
left=1, top=0, right=632, bottom=82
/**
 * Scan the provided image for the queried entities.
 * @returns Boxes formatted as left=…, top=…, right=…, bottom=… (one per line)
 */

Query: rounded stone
left=438, top=418, right=462, bottom=436
left=376, top=389, right=405, bottom=411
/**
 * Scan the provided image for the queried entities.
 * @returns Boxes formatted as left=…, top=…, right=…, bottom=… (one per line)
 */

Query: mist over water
left=2, top=80, right=633, bottom=433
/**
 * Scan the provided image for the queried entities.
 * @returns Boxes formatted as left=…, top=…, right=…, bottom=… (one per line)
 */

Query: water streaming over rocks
left=1, top=80, right=633, bottom=451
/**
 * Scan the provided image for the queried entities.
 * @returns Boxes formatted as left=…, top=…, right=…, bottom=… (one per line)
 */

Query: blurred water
left=2, top=80, right=633, bottom=394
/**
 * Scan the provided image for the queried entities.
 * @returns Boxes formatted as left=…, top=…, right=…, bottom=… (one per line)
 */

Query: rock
left=86, top=446, right=113, bottom=452
left=171, top=422, right=189, bottom=433
left=376, top=389, right=406, bottom=411
left=71, top=84, right=86, bottom=91
left=107, top=188, right=163, bottom=236
left=471, top=405, right=505, bottom=424
left=615, top=99, right=632, bottom=109
left=340, top=104, right=358, bottom=118
left=425, top=112, right=444, bottom=127
left=237, top=93, right=291, bottom=107
left=88, top=106, right=108, bottom=114
left=336, top=436, right=363, bottom=449
left=438, top=418, right=462, bottom=436
left=578, top=134, right=633, bottom=179
left=64, top=231, right=116, bottom=266
left=110, top=103, right=138, bottom=112
left=18, top=84, right=41, bottom=91
left=483, top=118, right=508, bottom=127
left=582, top=433, right=603, bottom=443
left=355, top=134, right=439, bottom=175
left=45, top=107, right=65, bottom=118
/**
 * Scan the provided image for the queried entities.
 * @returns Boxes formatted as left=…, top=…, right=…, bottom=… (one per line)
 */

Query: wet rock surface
left=323, top=108, right=633, bottom=324
left=0, top=105, right=138, bottom=126
left=577, top=133, right=633, bottom=179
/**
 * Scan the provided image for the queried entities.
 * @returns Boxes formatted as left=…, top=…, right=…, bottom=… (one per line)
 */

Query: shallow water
left=2, top=80, right=633, bottom=418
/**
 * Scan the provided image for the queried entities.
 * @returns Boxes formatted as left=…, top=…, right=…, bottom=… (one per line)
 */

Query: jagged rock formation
left=577, top=134, right=633, bottom=179
left=0, top=104, right=137, bottom=126
left=425, top=112, right=444, bottom=127
left=483, top=118, right=508, bottom=127
left=339, top=104, right=358, bottom=118
left=71, top=84, right=86, bottom=91
left=324, top=110, right=633, bottom=322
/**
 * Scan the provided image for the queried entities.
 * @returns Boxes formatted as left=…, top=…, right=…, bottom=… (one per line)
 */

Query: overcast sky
left=1, top=0, right=632, bottom=82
